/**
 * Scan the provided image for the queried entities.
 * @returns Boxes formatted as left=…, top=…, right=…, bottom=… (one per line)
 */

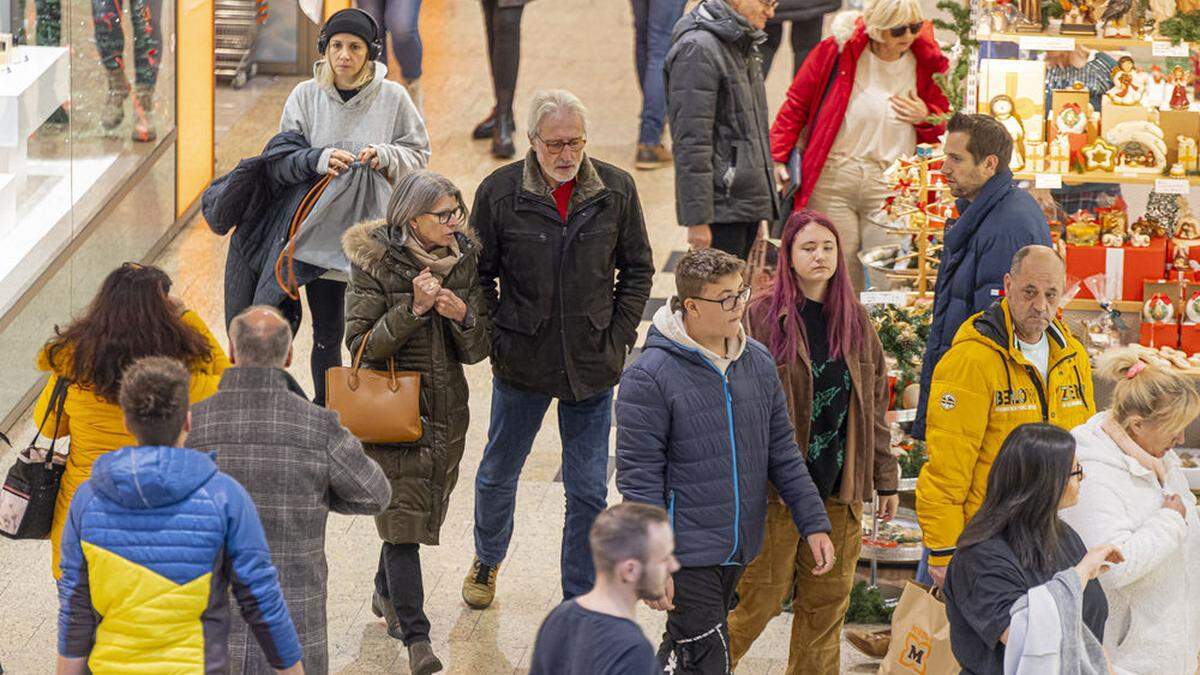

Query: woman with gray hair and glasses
left=341, top=169, right=489, bottom=675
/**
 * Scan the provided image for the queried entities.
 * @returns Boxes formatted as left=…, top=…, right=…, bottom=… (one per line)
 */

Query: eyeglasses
left=1069, top=465, right=1085, bottom=480
left=888, top=21, right=924, bottom=37
left=426, top=206, right=465, bottom=225
left=536, top=134, right=587, bottom=155
left=690, top=286, right=752, bottom=312
left=758, top=0, right=779, bottom=7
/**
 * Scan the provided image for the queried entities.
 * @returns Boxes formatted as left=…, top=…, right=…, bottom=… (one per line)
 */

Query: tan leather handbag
left=325, top=333, right=422, bottom=443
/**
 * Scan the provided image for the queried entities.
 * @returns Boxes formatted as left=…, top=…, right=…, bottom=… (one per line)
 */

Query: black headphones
left=317, top=8, right=383, bottom=63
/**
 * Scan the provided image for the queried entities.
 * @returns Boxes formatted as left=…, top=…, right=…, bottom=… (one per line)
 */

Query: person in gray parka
left=666, top=0, right=780, bottom=260
left=616, top=248, right=832, bottom=674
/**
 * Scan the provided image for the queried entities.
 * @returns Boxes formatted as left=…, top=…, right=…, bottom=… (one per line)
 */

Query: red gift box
left=1068, top=237, right=1169, bottom=302
left=1140, top=321, right=1180, bottom=349
left=1183, top=323, right=1200, bottom=354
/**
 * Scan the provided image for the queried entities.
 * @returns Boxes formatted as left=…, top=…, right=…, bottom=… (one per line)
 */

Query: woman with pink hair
left=726, top=209, right=899, bottom=673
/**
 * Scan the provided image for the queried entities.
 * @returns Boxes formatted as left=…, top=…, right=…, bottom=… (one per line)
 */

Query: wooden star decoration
left=1082, top=139, right=1117, bottom=172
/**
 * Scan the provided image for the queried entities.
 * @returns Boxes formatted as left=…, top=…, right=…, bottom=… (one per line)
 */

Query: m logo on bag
left=899, top=625, right=932, bottom=674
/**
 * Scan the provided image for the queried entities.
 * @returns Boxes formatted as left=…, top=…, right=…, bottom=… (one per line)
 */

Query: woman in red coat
left=771, top=0, right=949, bottom=290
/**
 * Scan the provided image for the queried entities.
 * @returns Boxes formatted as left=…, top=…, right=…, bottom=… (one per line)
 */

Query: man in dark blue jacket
left=913, top=113, right=1051, bottom=441
left=616, top=248, right=832, bottom=675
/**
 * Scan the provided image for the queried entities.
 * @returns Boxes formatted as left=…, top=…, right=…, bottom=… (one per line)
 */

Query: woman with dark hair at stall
left=945, top=423, right=1118, bottom=675
left=726, top=208, right=898, bottom=673
left=33, top=263, right=230, bottom=579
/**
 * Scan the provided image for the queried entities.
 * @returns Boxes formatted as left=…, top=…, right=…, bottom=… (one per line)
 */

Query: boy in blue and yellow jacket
left=56, top=356, right=303, bottom=674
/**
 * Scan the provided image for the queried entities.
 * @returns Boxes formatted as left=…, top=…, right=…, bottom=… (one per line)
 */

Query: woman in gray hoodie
left=278, top=7, right=431, bottom=406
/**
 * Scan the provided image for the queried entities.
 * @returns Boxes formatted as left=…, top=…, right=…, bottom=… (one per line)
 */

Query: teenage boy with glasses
left=616, top=247, right=833, bottom=675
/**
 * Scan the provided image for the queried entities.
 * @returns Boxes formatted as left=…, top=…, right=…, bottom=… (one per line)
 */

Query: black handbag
left=0, top=377, right=70, bottom=540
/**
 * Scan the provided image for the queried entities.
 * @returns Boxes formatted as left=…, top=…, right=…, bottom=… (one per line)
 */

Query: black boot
left=491, top=110, right=515, bottom=159
left=472, top=109, right=496, bottom=140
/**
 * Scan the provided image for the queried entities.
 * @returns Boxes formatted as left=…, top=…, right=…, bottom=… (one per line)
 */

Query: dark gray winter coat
left=472, top=152, right=654, bottom=402
left=615, top=327, right=831, bottom=568
left=666, top=0, right=780, bottom=227
left=770, top=0, right=841, bottom=23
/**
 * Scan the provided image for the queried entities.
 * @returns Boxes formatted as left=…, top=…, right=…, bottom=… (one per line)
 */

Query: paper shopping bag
left=878, top=582, right=960, bottom=675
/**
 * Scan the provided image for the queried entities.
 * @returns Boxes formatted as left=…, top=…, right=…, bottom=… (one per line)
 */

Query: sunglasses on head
left=889, top=21, right=923, bottom=37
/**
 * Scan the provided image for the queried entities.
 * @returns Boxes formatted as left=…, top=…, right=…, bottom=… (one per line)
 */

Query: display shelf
left=982, top=32, right=1189, bottom=50
left=1015, top=170, right=1200, bottom=186
left=1065, top=298, right=1144, bottom=313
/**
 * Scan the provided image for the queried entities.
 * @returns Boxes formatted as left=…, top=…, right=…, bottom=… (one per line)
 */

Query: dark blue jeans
left=356, top=0, right=423, bottom=80
left=473, top=378, right=612, bottom=599
left=631, top=0, right=685, bottom=145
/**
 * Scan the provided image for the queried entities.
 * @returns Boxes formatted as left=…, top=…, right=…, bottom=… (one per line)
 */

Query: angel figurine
left=1170, top=65, right=1192, bottom=110
left=990, top=95, right=1026, bottom=170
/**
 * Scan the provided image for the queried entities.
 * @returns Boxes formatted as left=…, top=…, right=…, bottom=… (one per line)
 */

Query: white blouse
left=826, top=48, right=919, bottom=165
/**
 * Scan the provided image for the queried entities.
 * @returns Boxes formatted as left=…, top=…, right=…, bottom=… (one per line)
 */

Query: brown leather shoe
left=846, top=627, right=892, bottom=659
left=371, top=591, right=403, bottom=641
left=407, top=641, right=443, bottom=675
left=635, top=143, right=672, bottom=170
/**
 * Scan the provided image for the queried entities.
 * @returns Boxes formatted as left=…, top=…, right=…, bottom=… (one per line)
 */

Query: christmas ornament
left=1186, top=291, right=1200, bottom=323
left=1144, top=293, right=1176, bottom=323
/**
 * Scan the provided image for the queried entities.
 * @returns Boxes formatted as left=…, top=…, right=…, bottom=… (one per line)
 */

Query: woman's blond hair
left=315, top=58, right=374, bottom=92
left=1096, top=347, right=1200, bottom=436
left=863, top=0, right=925, bottom=42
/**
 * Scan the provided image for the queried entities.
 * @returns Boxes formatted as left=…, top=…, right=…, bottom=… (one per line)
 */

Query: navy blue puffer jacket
left=912, top=169, right=1050, bottom=439
left=616, top=326, right=830, bottom=568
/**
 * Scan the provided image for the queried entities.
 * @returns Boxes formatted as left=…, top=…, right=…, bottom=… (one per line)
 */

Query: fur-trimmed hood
left=831, top=10, right=862, bottom=47
left=341, top=217, right=478, bottom=272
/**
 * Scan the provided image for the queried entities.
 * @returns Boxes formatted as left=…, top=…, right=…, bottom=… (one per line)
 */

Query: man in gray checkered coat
left=188, top=305, right=391, bottom=675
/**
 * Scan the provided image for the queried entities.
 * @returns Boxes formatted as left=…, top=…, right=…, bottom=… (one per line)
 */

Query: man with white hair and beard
left=463, top=89, right=655, bottom=610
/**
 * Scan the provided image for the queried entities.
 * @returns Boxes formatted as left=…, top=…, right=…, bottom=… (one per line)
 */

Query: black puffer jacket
left=666, top=0, right=780, bottom=227
left=342, top=218, right=490, bottom=545
left=472, top=152, right=654, bottom=402
left=770, top=0, right=840, bottom=23
left=201, top=131, right=322, bottom=327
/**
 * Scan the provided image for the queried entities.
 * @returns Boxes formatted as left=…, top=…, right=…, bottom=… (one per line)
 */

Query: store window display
left=1, top=0, right=175, bottom=306
left=0, top=0, right=177, bottom=425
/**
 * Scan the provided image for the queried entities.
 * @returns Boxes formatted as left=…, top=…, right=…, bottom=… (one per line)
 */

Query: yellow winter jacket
left=916, top=300, right=1094, bottom=566
left=33, top=310, right=230, bottom=578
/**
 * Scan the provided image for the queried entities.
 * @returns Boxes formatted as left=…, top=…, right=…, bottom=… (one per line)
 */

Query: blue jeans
left=631, top=0, right=684, bottom=145
left=916, top=547, right=933, bottom=585
left=473, top=379, right=612, bottom=599
left=356, top=0, right=423, bottom=80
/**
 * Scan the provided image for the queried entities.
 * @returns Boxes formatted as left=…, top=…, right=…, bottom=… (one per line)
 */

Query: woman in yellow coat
left=33, top=263, right=230, bottom=578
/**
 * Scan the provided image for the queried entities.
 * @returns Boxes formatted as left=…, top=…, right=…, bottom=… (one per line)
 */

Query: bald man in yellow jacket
left=917, top=246, right=1094, bottom=584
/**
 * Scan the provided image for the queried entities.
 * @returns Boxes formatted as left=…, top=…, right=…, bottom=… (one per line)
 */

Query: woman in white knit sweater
left=1060, top=347, right=1200, bottom=674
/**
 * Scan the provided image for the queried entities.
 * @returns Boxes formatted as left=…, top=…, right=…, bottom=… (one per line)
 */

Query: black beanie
left=322, top=9, right=377, bottom=54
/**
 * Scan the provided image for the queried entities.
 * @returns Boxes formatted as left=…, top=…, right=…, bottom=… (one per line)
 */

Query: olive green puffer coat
left=342, top=218, right=490, bottom=545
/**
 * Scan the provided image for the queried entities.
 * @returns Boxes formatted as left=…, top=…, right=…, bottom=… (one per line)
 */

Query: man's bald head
left=1010, top=245, right=1065, bottom=279
left=229, top=306, right=293, bottom=368
left=1004, top=245, right=1065, bottom=343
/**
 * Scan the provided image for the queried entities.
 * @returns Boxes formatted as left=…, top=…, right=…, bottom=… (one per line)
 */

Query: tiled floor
left=0, top=1, right=905, bottom=672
